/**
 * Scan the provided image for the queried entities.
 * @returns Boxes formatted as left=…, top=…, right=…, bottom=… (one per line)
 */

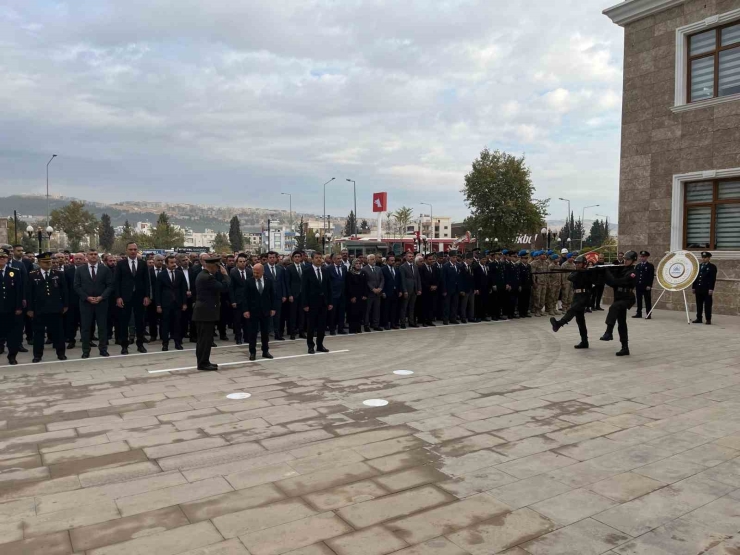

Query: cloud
left=0, top=0, right=624, bottom=221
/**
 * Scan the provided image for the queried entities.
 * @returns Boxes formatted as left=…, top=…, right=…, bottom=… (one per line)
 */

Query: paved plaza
left=1, top=308, right=740, bottom=554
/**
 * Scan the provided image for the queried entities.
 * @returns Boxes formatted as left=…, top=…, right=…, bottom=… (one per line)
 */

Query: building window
left=684, top=179, right=740, bottom=249
left=688, top=23, right=740, bottom=102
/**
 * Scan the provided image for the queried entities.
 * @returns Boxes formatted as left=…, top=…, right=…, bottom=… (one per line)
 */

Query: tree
left=558, top=212, right=576, bottom=247
left=49, top=201, right=99, bottom=251
left=360, top=219, right=370, bottom=233
left=343, top=211, right=357, bottom=237
left=150, top=212, right=185, bottom=249
left=295, top=216, right=306, bottom=250
left=572, top=218, right=586, bottom=250
left=462, top=148, right=549, bottom=246
left=212, top=232, right=230, bottom=252
left=99, top=213, right=115, bottom=251
left=228, top=216, right=244, bottom=252
left=306, top=229, right=319, bottom=251
left=586, top=218, right=610, bottom=248
left=392, top=207, right=413, bottom=237
left=6, top=217, right=37, bottom=253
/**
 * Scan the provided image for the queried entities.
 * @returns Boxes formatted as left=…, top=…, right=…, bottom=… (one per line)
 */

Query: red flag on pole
left=372, top=192, right=387, bottom=212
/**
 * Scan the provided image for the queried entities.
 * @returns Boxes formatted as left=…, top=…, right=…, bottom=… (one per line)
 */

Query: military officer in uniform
left=27, top=252, right=68, bottom=362
left=517, top=250, right=533, bottom=318
left=0, top=250, right=24, bottom=364
left=633, top=250, right=655, bottom=319
left=600, top=250, right=638, bottom=356
left=692, top=251, right=717, bottom=325
left=550, top=254, right=592, bottom=349
left=193, top=255, right=230, bottom=371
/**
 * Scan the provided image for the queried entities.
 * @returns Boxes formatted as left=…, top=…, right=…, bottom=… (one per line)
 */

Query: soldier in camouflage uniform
left=546, top=253, right=562, bottom=316
left=530, top=251, right=547, bottom=317
left=559, top=253, right=576, bottom=313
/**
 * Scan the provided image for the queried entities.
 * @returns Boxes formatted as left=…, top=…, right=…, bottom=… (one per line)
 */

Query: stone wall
left=619, top=0, right=740, bottom=315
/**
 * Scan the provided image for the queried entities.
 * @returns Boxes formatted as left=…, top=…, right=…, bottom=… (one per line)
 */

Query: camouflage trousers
left=560, top=283, right=573, bottom=312
left=532, top=282, right=547, bottom=314
left=546, top=282, right=561, bottom=313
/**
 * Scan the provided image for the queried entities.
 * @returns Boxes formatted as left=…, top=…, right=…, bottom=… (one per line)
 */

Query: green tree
left=49, top=200, right=99, bottom=251
left=295, top=216, right=306, bottom=251
left=150, top=212, right=185, bottom=249
left=462, top=148, right=549, bottom=245
left=228, top=215, right=244, bottom=252
left=306, top=229, right=319, bottom=251
left=392, top=206, right=413, bottom=237
left=573, top=219, right=586, bottom=250
left=359, top=219, right=370, bottom=233
left=6, top=217, right=37, bottom=253
left=343, top=211, right=357, bottom=237
left=99, top=213, right=115, bottom=251
left=586, top=218, right=609, bottom=248
left=212, top=232, right=230, bottom=252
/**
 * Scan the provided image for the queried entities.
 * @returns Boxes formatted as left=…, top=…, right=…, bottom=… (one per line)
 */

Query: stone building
left=605, top=0, right=740, bottom=315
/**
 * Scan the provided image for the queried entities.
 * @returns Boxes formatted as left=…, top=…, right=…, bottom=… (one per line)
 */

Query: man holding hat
left=192, top=254, right=231, bottom=370
left=692, top=251, right=717, bottom=325
left=633, top=251, right=655, bottom=319
left=0, top=249, right=24, bottom=364
left=27, top=252, right=68, bottom=362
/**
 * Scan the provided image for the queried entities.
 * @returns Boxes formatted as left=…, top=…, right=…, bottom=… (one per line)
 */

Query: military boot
left=549, top=317, right=562, bottom=333
left=616, top=343, right=630, bottom=356
left=599, top=329, right=614, bottom=341
left=574, top=337, right=589, bottom=349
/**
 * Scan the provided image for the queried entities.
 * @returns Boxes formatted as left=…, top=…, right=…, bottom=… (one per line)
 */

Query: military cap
left=203, top=255, right=223, bottom=264
left=37, top=251, right=53, bottom=261
left=550, top=254, right=559, bottom=260
left=518, top=249, right=529, bottom=257
left=484, top=249, right=490, bottom=254
left=575, top=255, right=586, bottom=264
left=547, top=250, right=553, bottom=255
left=701, top=251, right=712, bottom=258
left=624, top=250, right=638, bottom=261
left=0, top=250, right=8, bottom=258
left=566, top=253, right=573, bottom=259
left=639, top=250, right=650, bottom=256
left=501, top=249, right=509, bottom=255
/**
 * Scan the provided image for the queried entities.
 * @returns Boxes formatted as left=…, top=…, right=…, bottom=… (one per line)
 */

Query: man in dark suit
left=114, top=242, right=151, bottom=354
left=229, top=253, right=252, bottom=345
left=419, top=253, right=439, bottom=326
left=176, top=254, right=197, bottom=342
left=147, top=255, right=165, bottom=341
left=442, top=251, right=460, bottom=325
left=362, top=254, right=385, bottom=331
left=633, top=250, right=655, bottom=319
left=74, top=249, right=114, bottom=358
left=692, top=251, right=717, bottom=325
left=27, top=252, right=68, bottom=362
left=399, top=251, right=422, bottom=328
left=286, top=251, right=305, bottom=340
left=0, top=250, right=24, bottom=364
left=301, top=251, right=333, bottom=354
left=9, top=245, right=30, bottom=351
left=193, top=255, right=230, bottom=370
left=156, top=255, right=187, bottom=351
left=381, top=253, right=404, bottom=330
left=327, top=254, right=347, bottom=335
left=265, top=251, right=287, bottom=340
left=473, top=252, right=491, bottom=322
left=244, top=263, right=277, bottom=360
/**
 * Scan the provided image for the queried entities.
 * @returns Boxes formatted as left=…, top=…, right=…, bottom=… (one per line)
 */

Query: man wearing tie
left=244, top=263, right=277, bottom=361
left=286, top=251, right=306, bottom=340
left=229, top=253, right=252, bottom=345
left=442, top=251, right=461, bottom=325
left=156, top=255, right=187, bottom=351
left=265, top=251, right=287, bottom=341
left=301, top=252, right=333, bottom=354
left=147, top=255, right=165, bottom=341
left=0, top=250, right=24, bottom=365
left=328, top=254, right=347, bottom=335
left=381, top=253, right=404, bottom=330
left=27, top=252, right=69, bottom=362
left=400, top=251, right=422, bottom=328
left=362, top=254, right=385, bottom=332
left=74, top=249, right=114, bottom=358
left=176, top=254, right=196, bottom=342
left=420, top=253, right=439, bottom=326
left=114, top=242, right=151, bottom=355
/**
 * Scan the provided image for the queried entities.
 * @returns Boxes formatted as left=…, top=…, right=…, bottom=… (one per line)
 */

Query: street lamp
left=420, top=202, right=433, bottom=251
left=558, top=197, right=571, bottom=222
left=27, top=225, right=53, bottom=253
left=581, top=204, right=600, bottom=250
left=323, top=178, right=335, bottom=242
left=46, top=154, right=57, bottom=227
left=346, top=179, right=357, bottom=236
left=281, top=193, right=292, bottom=225
left=540, top=227, right=552, bottom=250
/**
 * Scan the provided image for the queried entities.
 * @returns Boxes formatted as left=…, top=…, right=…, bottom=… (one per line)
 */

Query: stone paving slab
left=0, top=309, right=740, bottom=554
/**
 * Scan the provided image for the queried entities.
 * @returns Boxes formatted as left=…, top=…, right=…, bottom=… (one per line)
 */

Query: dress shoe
left=220, top=335, right=229, bottom=341
left=81, top=353, right=90, bottom=359
left=428, top=322, right=436, bottom=326
left=646, top=315, right=652, bottom=320
left=58, top=355, right=67, bottom=361
left=0, top=346, right=4, bottom=355
left=276, top=336, right=286, bottom=340
left=175, top=344, right=183, bottom=350
left=299, top=333, right=307, bottom=339
left=384, top=326, right=391, bottom=330
left=45, top=338, right=52, bottom=345
left=198, top=365, right=218, bottom=371
left=364, top=326, right=371, bottom=332
left=373, top=327, right=383, bottom=332
left=290, top=334, right=296, bottom=340
left=208, top=363, right=219, bottom=369
left=262, top=352, right=273, bottom=359
left=162, top=344, right=169, bottom=352
left=443, top=321, right=449, bottom=325
left=599, top=333, right=613, bottom=341
left=391, top=326, right=399, bottom=330
left=338, top=331, right=348, bottom=335
left=409, top=323, right=419, bottom=328
left=121, top=348, right=129, bottom=355
left=66, top=341, right=75, bottom=349
left=32, top=357, right=42, bottom=363
left=137, top=345, right=147, bottom=353
left=17, top=345, right=28, bottom=353
left=422, top=323, right=428, bottom=327
left=317, top=346, right=329, bottom=353
left=330, top=331, right=336, bottom=336
left=235, top=338, right=243, bottom=345
left=706, top=320, right=712, bottom=325
left=308, top=347, right=315, bottom=354
left=99, top=350, right=109, bottom=357
left=89, top=341, right=97, bottom=347
left=211, top=342, right=217, bottom=348
left=91, top=335, right=99, bottom=341
left=574, top=340, right=589, bottom=349
left=692, top=318, right=702, bottom=324
left=249, top=353, right=256, bottom=361
left=632, top=313, right=642, bottom=319
left=8, top=356, right=17, bottom=365
left=400, top=324, right=407, bottom=329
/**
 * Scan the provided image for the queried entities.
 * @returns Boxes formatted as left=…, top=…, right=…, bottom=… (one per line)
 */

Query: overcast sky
left=0, top=0, right=624, bottom=222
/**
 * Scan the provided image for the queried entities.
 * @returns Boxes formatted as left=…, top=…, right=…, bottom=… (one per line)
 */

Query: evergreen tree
left=99, top=213, right=115, bottom=251
left=150, top=212, right=185, bottom=249
left=360, top=219, right=370, bottom=233
left=295, top=216, right=306, bottom=250
left=343, top=211, right=357, bottom=237
left=212, top=232, right=230, bottom=252
left=228, top=215, right=244, bottom=252
left=306, top=229, right=319, bottom=251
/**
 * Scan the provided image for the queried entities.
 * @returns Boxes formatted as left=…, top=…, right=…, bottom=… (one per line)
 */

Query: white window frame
left=673, top=8, right=740, bottom=112
left=671, top=168, right=740, bottom=259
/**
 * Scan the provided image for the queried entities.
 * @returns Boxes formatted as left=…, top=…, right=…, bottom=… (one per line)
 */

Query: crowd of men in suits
left=0, top=241, right=719, bottom=366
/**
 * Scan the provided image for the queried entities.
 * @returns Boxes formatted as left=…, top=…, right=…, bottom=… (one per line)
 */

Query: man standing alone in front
left=193, top=255, right=230, bottom=371
left=302, top=252, right=333, bottom=354
left=244, top=263, right=277, bottom=361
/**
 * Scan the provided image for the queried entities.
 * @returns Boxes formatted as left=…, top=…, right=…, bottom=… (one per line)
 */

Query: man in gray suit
left=73, top=249, right=114, bottom=358
left=362, top=254, right=385, bottom=331
left=399, top=251, right=422, bottom=328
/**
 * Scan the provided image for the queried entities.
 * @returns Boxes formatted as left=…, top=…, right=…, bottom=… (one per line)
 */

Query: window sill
left=682, top=250, right=740, bottom=260
left=671, top=92, right=740, bottom=113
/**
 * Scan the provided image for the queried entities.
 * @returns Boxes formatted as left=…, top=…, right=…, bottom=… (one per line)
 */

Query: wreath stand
left=645, top=287, right=692, bottom=325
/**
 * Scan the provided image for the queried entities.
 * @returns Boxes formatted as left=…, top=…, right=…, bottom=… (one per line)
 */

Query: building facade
left=605, top=0, right=740, bottom=315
